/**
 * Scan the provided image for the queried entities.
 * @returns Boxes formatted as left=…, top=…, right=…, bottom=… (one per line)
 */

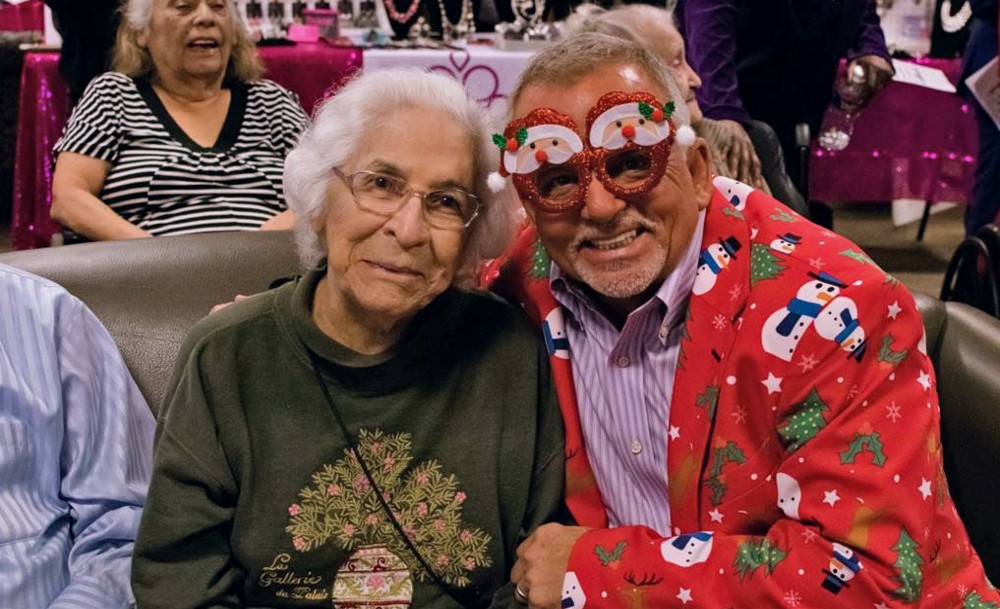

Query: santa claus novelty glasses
left=491, top=91, right=695, bottom=213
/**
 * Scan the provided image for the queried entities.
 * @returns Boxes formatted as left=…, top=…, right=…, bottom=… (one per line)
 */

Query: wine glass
left=818, top=63, right=869, bottom=152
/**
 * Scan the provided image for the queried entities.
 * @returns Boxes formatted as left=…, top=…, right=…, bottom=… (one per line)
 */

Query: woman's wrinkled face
left=139, top=0, right=235, bottom=83
left=321, top=105, right=474, bottom=324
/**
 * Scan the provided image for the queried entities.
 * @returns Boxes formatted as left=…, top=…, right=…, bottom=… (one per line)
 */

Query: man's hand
left=714, top=119, right=765, bottom=189
left=850, top=55, right=894, bottom=97
left=209, top=294, right=248, bottom=314
left=510, top=524, right=589, bottom=608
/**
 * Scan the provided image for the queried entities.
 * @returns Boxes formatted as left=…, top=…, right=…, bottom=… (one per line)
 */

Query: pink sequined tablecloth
left=12, top=50, right=69, bottom=250
left=11, top=43, right=362, bottom=250
left=810, top=58, right=976, bottom=205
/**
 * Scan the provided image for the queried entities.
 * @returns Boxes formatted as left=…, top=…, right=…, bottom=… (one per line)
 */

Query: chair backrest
left=1, top=238, right=997, bottom=583
left=0, top=231, right=301, bottom=410
left=940, top=224, right=1000, bottom=319
left=913, top=292, right=1000, bottom=585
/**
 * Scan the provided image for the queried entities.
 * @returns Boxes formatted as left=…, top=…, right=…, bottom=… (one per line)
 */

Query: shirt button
left=631, top=441, right=643, bottom=455
left=616, top=356, right=630, bottom=368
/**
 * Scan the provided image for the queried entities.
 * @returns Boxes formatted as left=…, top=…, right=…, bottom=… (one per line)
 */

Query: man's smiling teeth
left=589, top=229, right=639, bottom=251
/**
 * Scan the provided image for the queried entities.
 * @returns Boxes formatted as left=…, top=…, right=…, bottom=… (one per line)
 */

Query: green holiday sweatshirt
left=132, top=270, right=566, bottom=609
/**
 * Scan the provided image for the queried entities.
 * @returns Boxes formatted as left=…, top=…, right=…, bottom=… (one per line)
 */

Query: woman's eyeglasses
left=333, top=168, right=480, bottom=231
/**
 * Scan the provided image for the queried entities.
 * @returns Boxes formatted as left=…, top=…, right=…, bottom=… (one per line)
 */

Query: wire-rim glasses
left=333, top=168, right=480, bottom=230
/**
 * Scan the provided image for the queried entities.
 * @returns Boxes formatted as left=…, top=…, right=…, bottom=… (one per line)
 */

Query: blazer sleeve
left=561, top=285, right=998, bottom=607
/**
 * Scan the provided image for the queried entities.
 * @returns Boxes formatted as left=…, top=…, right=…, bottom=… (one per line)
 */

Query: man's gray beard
left=574, top=246, right=668, bottom=300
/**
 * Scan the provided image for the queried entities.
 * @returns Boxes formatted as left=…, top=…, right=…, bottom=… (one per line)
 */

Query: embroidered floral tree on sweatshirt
left=285, top=429, right=492, bottom=586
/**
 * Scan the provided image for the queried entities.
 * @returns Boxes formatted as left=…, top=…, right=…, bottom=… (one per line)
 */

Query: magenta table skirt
left=11, top=43, right=362, bottom=250
left=0, top=0, right=43, bottom=32
left=810, top=58, right=976, bottom=205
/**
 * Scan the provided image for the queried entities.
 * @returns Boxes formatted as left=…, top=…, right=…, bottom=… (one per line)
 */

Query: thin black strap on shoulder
left=306, top=352, right=484, bottom=608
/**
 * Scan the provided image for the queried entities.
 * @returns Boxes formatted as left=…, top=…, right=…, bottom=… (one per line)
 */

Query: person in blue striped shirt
left=0, top=263, right=155, bottom=609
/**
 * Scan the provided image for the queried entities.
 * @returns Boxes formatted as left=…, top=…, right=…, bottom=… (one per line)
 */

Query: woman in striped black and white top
left=52, top=0, right=309, bottom=241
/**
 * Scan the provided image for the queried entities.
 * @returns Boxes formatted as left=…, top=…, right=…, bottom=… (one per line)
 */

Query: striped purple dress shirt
left=550, top=213, right=705, bottom=536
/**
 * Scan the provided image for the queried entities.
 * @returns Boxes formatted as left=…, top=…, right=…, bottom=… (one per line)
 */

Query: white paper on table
left=965, top=56, right=1000, bottom=131
left=891, top=59, right=957, bottom=93
left=43, top=7, right=61, bottom=46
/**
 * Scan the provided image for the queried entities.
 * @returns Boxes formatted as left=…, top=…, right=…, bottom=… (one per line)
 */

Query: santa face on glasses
left=588, top=99, right=674, bottom=150
left=501, top=123, right=585, bottom=176
left=503, top=65, right=710, bottom=311
left=494, top=91, right=684, bottom=214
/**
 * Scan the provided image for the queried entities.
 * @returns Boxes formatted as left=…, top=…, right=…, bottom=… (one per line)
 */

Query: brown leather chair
left=0, top=238, right=996, bottom=583
left=0, top=231, right=300, bottom=410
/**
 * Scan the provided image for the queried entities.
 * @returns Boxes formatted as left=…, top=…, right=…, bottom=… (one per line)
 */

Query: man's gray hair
left=283, top=67, right=515, bottom=285
left=509, top=31, right=690, bottom=127
left=601, top=3, right=678, bottom=32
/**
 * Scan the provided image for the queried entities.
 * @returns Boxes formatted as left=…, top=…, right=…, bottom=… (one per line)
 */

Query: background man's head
left=564, top=4, right=704, bottom=123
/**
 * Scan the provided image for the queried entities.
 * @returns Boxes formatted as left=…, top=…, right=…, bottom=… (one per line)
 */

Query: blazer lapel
left=506, top=226, right=610, bottom=528
left=667, top=188, right=751, bottom=532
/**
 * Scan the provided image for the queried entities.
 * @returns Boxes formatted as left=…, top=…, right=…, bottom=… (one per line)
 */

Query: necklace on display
left=384, top=0, right=421, bottom=23
left=940, top=0, right=972, bottom=32
left=435, top=0, right=472, bottom=41
left=511, top=0, right=544, bottom=28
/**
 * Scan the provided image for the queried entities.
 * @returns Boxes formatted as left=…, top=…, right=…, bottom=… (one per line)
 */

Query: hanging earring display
left=939, top=0, right=972, bottom=33
left=384, top=0, right=421, bottom=23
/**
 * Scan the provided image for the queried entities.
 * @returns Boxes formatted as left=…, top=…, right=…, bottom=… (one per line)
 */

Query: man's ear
left=685, top=137, right=714, bottom=211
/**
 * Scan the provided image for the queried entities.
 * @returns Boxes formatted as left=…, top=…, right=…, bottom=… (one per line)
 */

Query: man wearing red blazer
left=483, top=31, right=999, bottom=609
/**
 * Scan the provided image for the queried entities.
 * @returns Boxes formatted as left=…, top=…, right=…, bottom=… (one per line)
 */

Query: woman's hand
left=52, top=152, right=152, bottom=241
left=848, top=55, right=895, bottom=108
left=259, top=210, right=296, bottom=231
left=209, top=294, right=248, bottom=315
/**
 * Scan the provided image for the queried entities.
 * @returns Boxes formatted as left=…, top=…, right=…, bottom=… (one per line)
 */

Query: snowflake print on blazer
left=482, top=176, right=999, bottom=608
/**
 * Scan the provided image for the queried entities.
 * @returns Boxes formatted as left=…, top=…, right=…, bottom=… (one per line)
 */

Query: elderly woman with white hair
left=131, top=67, right=566, bottom=609
left=51, top=0, right=308, bottom=241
